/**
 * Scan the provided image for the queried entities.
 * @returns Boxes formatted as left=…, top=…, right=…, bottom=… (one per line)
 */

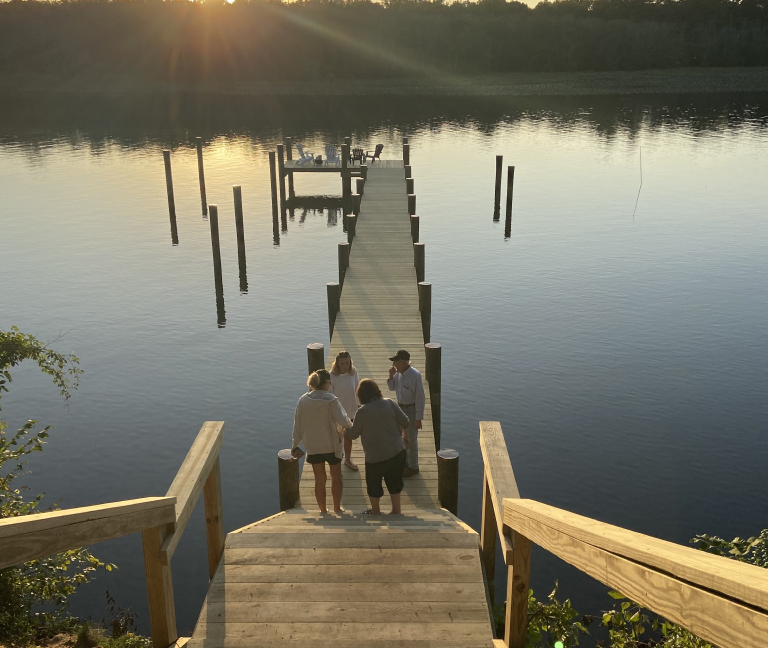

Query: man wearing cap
left=387, top=349, right=425, bottom=477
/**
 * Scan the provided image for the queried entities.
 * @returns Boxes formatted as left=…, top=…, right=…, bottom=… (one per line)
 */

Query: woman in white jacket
left=329, top=351, right=360, bottom=471
left=292, top=368, right=353, bottom=514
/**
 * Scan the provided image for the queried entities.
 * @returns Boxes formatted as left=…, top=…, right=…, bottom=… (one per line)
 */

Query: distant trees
left=0, top=0, right=766, bottom=81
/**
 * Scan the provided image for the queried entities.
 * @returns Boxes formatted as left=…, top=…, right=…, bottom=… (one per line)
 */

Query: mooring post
left=285, top=137, right=295, bottom=200
left=404, top=165, right=412, bottom=179
left=327, top=282, right=341, bottom=336
left=413, top=242, right=425, bottom=283
left=338, top=242, right=350, bottom=286
left=233, top=186, right=248, bottom=293
left=196, top=138, right=207, bottom=216
left=356, top=177, right=365, bottom=197
left=344, top=136, right=351, bottom=148
left=269, top=152, right=280, bottom=244
left=277, top=144, right=287, bottom=218
left=277, top=449, right=300, bottom=511
left=437, top=449, right=459, bottom=515
left=403, top=136, right=409, bottom=145
left=341, top=144, right=351, bottom=211
left=418, top=281, right=431, bottom=343
left=425, top=342, right=442, bottom=449
left=403, top=143, right=410, bottom=166
left=360, top=164, right=368, bottom=181
left=505, top=165, right=515, bottom=238
left=408, top=194, right=416, bottom=216
left=208, top=204, right=224, bottom=295
left=494, top=155, right=503, bottom=220
left=307, top=342, right=325, bottom=374
left=352, top=193, right=361, bottom=217
left=406, top=177, right=414, bottom=195
left=163, top=150, right=178, bottom=245
left=410, top=215, right=419, bottom=243
left=347, top=214, right=357, bottom=244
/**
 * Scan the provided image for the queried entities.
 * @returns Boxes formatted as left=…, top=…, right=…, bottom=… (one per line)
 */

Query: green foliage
left=692, top=530, right=768, bottom=567
left=0, top=327, right=113, bottom=647
left=525, top=581, right=591, bottom=647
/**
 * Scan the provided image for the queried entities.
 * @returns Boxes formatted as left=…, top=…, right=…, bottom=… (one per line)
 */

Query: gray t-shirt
left=347, top=397, right=409, bottom=464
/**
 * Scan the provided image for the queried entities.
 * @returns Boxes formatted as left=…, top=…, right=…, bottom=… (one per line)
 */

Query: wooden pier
left=4, top=142, right=768, bottom=648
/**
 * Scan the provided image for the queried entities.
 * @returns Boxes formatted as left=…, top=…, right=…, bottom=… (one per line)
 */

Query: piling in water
left=307, top=342, right=325, bottom=374
left=209, top=204, right=226, bottom=327
left=408, top=194, right=416, bottom=216
left=404, top=165, right=412, bottom=179
left=277, top=449, right=300, bottom=511
left=410, top=215, right=419, bottom=243
left=418, top=281, right=431, bottom=344
left=277, top=144, right=287, bottom=224
left=437, top=449, right=459, bottom=515
left=352, top=193, right=361, bottom=217
left=285, top=137, right=295, bottom=200
left=327, top=282, right=341, bottom=336
left=494, top=155, right=503, bottom=221
left=163, top=150, right=178, bottom=245
left=195, top=138, right=208, bottom=216
left=406, top=177, right=414, bottom=195
left=505, top=165, right=515, bottom=238
left=425, top=342, right=442, bottom=449
left=347, top=214, right=357, bottom=244
left=338, top=242, right=350, bottom=286
left=269, top=152, right=280, bottom=245
left=403, top=143, right=410, bottom=166
left=413, top=242, right=425, bottom=283
left=233, top=186, right=248, bottom=294
left=356, top=177, right=365, bottom=197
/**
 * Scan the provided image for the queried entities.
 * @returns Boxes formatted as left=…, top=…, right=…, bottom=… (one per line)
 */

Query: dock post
left=480, top=472, right=497, bottom=608
left=338, top=242, right=350, bottom=286
left=425, top=342, right=441, bottom=449
left=418, top=281, right=431, bottom=343
left=403, top=136, right=409, bottom=145
left=233, top=186, right=248, bottom=294
left=209, top=204, right=226, bottom=327
left=307, top=342, right=325, bottom=374
left=403, top=143, right=410, bottom=166
left=196, top=138, right=207, bottom=216
left=437, top=449, right=459, bottom=515
left=346, top=214, right=357, bottom=244
left=203, top=457, right=225, bottom=579
left=163, top=150, right=178, bottom=245
left=408, top=194, right=416, bottom=216
left=352, top=193, right=361, bottom=217
left=344, top=136, right=351, bottom=148
left=410, top=215, right=419, bottom=243
left=277, top=449, right=300, bottom=511
left=141, top=525, right=178, bottom=648
left=285, top=137, right=295, bottom=200
left=341, top=144, right=351, bottom=212
left=506, top=533, right=532, bottom=648
left=327, top=282, right=341, bottom=336
left=413, top=242, right=425, bottom=283
left=360, top=164, right=368, bottom=181
left=494, top=155, right=503, bottom=220
left=505, top=165, right=515, bottom=239
left=405, top=165, right=412, bottom=179
left=269, top=152, right=280, bottom=244
left=356, top=177, right=365, bottom=197
left=406, top=177, right=414, bottom=195
left=277, top=144, right=288, bottom=222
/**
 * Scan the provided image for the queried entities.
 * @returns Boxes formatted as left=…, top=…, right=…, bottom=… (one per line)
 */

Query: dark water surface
left=2, top=92, right=767, bottom=633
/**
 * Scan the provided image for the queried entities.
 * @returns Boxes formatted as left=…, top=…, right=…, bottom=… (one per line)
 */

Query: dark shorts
left=307, top=452, right=341, bottom=466
left=365, top=450, right=407, bottom=499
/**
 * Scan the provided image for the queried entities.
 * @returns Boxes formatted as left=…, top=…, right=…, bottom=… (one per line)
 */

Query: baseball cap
left=389, top=349, right=410, bottom=362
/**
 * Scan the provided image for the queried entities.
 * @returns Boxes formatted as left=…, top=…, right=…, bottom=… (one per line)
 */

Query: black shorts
left=307, top=452, right=341, bottom=465
left=365, top=450, right=407, bottom=499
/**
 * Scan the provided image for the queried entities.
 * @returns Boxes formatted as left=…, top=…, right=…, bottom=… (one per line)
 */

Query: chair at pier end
left=295, top=143, right=315, bottom=164
left=364, top=143, right=384, bottom=162
left=351, top=147, right=365, bottom=163
left=325, top=144, right=340, bottom=164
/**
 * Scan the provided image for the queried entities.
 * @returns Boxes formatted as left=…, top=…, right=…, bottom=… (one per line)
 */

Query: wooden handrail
left=503, top=498, right=768, bottom=648
left=0, top=497, right=176, bottom=570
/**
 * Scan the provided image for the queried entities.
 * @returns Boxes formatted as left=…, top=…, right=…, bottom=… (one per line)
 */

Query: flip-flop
left=344, top=460, right=359, bottom=471
left=361, top=508, right=375, bottom=515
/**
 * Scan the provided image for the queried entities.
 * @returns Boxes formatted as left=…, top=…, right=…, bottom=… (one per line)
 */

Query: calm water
left=2, top=92, right=767, bottom=633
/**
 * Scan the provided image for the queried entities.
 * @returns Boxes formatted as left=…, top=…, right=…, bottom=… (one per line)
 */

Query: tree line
left=0, top=0, right=767, bottom=82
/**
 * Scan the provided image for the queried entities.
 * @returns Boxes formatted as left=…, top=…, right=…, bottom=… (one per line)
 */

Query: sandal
left=361, top=508, right=376, bottom=515
left=344, top=459, right=359, bottom=471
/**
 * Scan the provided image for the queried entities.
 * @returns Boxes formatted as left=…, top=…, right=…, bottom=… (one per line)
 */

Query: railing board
left=505, top=502, right=768, bottom=648
left=0, top=497, right=176, bottom=569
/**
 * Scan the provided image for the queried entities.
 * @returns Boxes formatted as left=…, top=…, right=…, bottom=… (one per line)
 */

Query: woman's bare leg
left=311, top=462, right=328, bottom=513
left=390, top=492, right=402, bottom=515
left=329, top=462, right=344, bottom=513
left=344, top=434, right=358, bottom=471
left=369, top=497, right=382, bottom=514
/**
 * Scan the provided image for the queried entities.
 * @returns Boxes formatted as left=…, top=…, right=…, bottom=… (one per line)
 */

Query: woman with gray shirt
left=347, top=379, right=410, bottom=515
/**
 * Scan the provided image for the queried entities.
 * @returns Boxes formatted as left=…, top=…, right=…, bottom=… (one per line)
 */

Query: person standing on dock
left=387, top=350, right=425, bottom=478
left=330, top=351, right=360, bottom=472
left=291, top=369, right=353, bottom=514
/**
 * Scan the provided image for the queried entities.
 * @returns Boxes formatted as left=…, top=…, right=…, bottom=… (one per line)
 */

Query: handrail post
left=505, top=531, right=532, bottom=648
left=480, top=471, right=497, bottom=608
left=142, top=525, right=178, bottom=648
left=203, top=457, right=225, bottom=580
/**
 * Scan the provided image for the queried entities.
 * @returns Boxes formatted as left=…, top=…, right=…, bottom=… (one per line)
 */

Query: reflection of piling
left=163, top=150, right=178, bottom=245
left=406, top=178, right=414, bottom=195
left=196, top=138, right=207, bottom=216
left=277, top=144, right=287, bottom=227
left=408, top=194, right=416, bottom=216
left=285, top=137, right=295, bottom=200
left=437, top=449, right=459, bottom=514
left=347, top=214, right=357, bottom=244
left=327, top=282, right=341, bottom=336
left=269, top=152, right=280, bottom=245
left=494, top=155, right=503, bottom=220
left=418, top=281, right=431, bottom=344
left=405, top=165, right=412, bottom=179
left=277, top=449, right=300, bottom=511
left=307, top=342, right=325, bottom=374
left=338, top=242, right=350, bottom=286
left=505, top=165, right=515, bottom=239
left=425, top=342, right=442, bottom=449
left=410, top=215, right=419, bottom=243
left=233, top=186, right=248, bottom=294
left=209, top=204, right=226, bottom=327
left=414, top=242, right=425, bottom=283
left=403, top=143, right=410, bottom=166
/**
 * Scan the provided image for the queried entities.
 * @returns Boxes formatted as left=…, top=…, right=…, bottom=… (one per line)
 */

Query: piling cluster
left=493, top=154, right=516, bottom=238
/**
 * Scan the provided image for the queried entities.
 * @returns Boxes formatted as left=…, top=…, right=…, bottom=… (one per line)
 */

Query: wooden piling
left=413, top=242, right=425, bottom=283
left=341, top=144, right=351, bottom=211
left=347, top=214, right=357, bottom=244
left=352, top=193, right=361, bottom=216
left=285, top=137, right=295, bottom=200
left=163, top=150, right=178, bottom=245
left=403, top=143, right=410, bottom=166
left=208, top=204, right=224, bottom=296
left=196, top=138, right=207, bottom=216
left=277, top=144, right=288, bottom=223
left=360, top=164, right=368, bottom=181
left=269, top=152, right=280, bottom=244
left=418, top=281, right=431, bottom=343
left=480, top=472, right=497, bottom=608
left=277, top=449, right=300, bottom=512
left=437, top=448, right=459, bottom=515
left=403, top=136, right=409, bottom=145
left=142, top=525, right=178, bottom=648
left=410, top=215, right=419, bottom=243
left=307, top=342, right=325, bottom=374
left=356, top=177, right=365, bottom=197
left=425, top=342, right=441, bottom=449
left=494, top=155, right=503, bottom=220
left=344, top=136, right=351, bottom=148
left=406, top=177, right=414, bottom=195
left=327, top=282, right=341, bottom=336
left=408, top=194, right=416, bottom=216
left=404, top=165, right=412, bottom=179
left=505, top=165, right=515, bottom=238
left=233, top=186, right=248, bottom=294
left=338, top=242, right=350, bottom=286
left=202, top=458, right=225, bottom=579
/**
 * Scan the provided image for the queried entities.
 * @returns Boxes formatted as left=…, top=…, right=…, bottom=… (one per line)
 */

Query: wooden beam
left=504, top=503, right=768, bottom=648
left=480, top=472, right=497, bottom=608
left=504, top=532, right=531, bottom=648
left=161, top=421, right=225, bottom=561
left=142, top=524, right=178, bottom=648
left=203, top=457, right=226, bottom=579
left=504, top=498, right=768, bottom=613
left=0, top=497, right=176, bottom=569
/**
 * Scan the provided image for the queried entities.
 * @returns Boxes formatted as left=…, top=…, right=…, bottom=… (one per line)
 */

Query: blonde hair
left=331, top=351, right=357, bottom=376
left=307, top=369, right=331, bottom=390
